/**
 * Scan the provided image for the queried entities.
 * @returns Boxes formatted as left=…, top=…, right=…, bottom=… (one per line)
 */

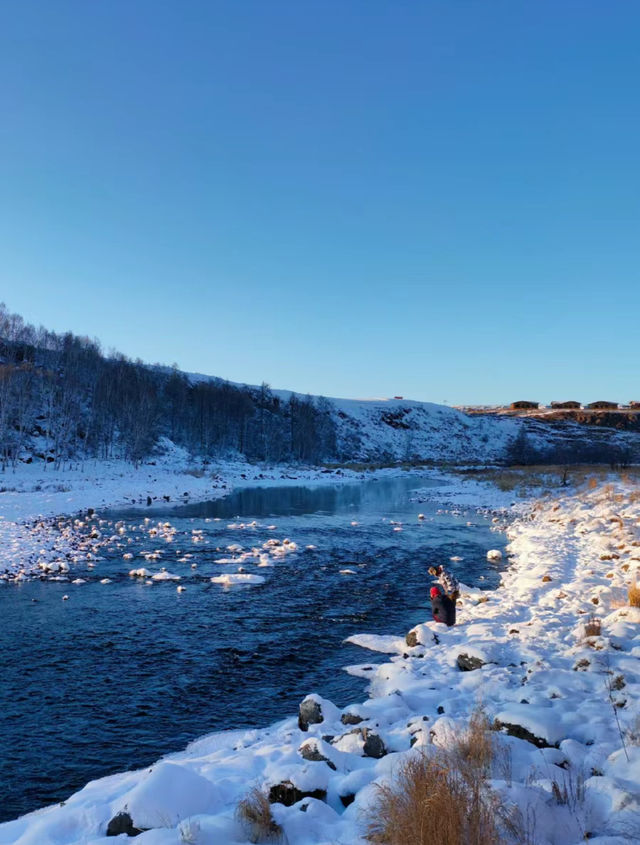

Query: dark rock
left=437, top=705, right=445, bottom=714
left=340, top=793, right=355, bottom=808
left=493, top=719, right=556, bottom=749
left=106, top=811, right=144, bottom=837
left=146, top=496, right=152, bottom=506
left=457, top=653, right=486, bottom=672
left=299, top=741, right=336, bottom=770
left=340, top=711, right=364, bottom=726
left=362, top=729, right=387, bottom=759
left=268, top=781, right=327, bottom=807
left=298, top=697, right=323, bottom=731
left=405, top=630, right=420, bottom=647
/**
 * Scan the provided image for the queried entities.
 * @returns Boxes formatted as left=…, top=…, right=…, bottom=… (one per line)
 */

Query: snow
left=2, top=471, right=640, bottom=843
left=209, top=573, right=266, bottom=586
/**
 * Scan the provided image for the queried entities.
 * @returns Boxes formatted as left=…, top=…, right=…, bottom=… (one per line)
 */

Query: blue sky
left=1, top=1, right=638, bottom=405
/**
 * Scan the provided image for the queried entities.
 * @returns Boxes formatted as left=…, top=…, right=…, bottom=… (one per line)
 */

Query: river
left=0, top=474, right=506, bottom=822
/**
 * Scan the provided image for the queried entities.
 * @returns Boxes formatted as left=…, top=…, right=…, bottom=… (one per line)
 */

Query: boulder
left=106, top=811, right=144, bottom=837
left=121, top=761, right=220, bottom=829
left=340, top=711, right=364, bottom=726
left=298, top=739, right=337, bottom=770
left=457, top=653, right=486, bottom=672
left=405, top=629, right=420, bottom=647
left=493, top=719, right=556, bottom=749
left=298, top=696, right=323, bottom=731
left=268, top=781, right=327, bottom=807
left=362, top=728, right=387, bottom=759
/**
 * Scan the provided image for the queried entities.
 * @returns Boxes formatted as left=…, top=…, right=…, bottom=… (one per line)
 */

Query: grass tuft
left=365, top=710, right=507, bottom=845
left=628, top=583, right=640, bottom=608
left=583, top=615, right=602, bottom=638
left=236, top=788, right=284, bottom=843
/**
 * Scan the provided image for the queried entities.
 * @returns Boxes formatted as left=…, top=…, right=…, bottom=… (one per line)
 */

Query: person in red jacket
left=430, top=585, right=456, bottom=627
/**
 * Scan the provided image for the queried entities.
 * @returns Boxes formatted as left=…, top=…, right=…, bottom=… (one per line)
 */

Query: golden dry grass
left=236, top=788, right=284, bottom=843
left=628, top=583, right=640, bottom=608
left=364, top=711, right=507, bottom=845
left=583, top=615, right=602, bottom=638
left=458, top=465, right=640, bottom=496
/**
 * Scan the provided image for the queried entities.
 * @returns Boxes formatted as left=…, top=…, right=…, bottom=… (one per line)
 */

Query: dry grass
left=610, top=593, right=629, bottom=609
left=550, top=770, right=586, bottom=809
left=629, top=583, right=640, bottom=607
left=458, top=465, right=640, bottom=496
left=583, top=615, right=602, bottom=638
left=364, top=710, right=510, bottom=845
left=625, top=715, right=640, bottom=746
left=236, top=788, right=284, bottom=843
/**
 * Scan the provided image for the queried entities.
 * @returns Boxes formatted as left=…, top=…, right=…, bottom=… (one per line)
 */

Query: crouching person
left=428, top=565, right=460, bottom=603
left=430, top=585, right=456, bottom=627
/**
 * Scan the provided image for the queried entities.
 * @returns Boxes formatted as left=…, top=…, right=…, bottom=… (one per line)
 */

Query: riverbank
left=0, top=451, right=516, bottom=582
left=2, top=473, right=639, bottom=843
left=0, top=453, right=386, bottom=580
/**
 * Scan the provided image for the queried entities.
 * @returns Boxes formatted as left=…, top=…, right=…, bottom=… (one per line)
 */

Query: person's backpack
left=430, top=586, right=456, bottom=627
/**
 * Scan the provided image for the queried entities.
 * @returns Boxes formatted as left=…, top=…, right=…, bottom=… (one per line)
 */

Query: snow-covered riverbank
left=0, top=446, right=516, bottom=583
left=2, top=474, right=640, bottom=844
left=0, top=451, right=411, bottom=580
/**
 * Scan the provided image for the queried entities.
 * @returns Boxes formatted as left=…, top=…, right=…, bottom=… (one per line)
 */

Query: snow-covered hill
left=176, top=367, right=640, bottom=464
left=329, top=397, right=516, bottom=463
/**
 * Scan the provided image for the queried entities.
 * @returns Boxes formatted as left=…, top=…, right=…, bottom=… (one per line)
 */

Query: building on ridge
left=509, top=400, right=539, bottom=410
left=550, top=401, right=581, bottom=409
left=585, top=400, right=619, bottom=410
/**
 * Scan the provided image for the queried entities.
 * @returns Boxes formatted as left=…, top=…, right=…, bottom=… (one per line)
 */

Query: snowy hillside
left=327, top=396, right=640, bottom=464
left=1, top=299, right=637, bottom=469
left=329, top=397, right=515, bottom=463
left=177, top=364, right=640, bottom=464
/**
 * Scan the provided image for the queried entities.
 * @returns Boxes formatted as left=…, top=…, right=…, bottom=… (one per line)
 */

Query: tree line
left=0, top=304, right=338, bottom=469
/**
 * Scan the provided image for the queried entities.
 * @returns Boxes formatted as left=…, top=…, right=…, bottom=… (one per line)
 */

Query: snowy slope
left=330, top=397, right=516, bottom=462
left=176, top=369, right=639, bottom=464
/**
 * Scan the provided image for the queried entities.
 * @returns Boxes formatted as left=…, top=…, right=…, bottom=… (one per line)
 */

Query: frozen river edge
left=2, top=462, right=640, bottom=844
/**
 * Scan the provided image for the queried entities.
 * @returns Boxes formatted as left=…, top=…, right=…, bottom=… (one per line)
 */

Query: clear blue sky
left=1, top=1, right=638, bottom=405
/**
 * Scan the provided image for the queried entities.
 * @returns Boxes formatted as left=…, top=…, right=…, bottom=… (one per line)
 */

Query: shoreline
left=2, top=471, right=639, bottom=843
left=0, top=453, right=516, bottom=583
left=0, top=457, right=438, bottom=581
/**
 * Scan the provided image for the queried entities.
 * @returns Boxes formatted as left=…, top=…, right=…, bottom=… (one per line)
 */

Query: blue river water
left=0, top=474, right=507, bottom=822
